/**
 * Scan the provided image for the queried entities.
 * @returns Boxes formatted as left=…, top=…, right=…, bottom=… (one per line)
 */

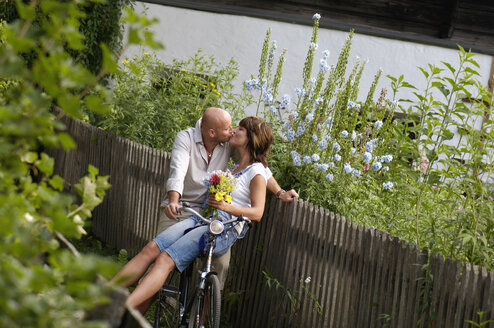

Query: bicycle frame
left=155, top=204, right=250, bottom=328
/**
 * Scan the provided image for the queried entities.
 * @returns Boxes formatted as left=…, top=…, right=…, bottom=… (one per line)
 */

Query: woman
left=111, top=116, right=274, bottom=313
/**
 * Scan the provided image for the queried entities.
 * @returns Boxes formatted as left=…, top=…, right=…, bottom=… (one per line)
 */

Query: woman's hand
left=207, top=194, right=228, bottom=211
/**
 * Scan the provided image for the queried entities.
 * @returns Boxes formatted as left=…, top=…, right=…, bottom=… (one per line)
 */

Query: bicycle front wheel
left=188, top=274, right=221, bottom=328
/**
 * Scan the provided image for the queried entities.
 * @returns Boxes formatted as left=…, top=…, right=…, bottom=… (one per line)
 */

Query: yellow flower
left=144, top=52, right=150, bottom=56
left=210, top=83, right=216, bottom=88
left=215, top=192, right=226, bottom=201
left=182, top=68, right=187, bottom=72
left=224, top=195, right=232, bottom=203
left=122, top=60, right=129, bottom=66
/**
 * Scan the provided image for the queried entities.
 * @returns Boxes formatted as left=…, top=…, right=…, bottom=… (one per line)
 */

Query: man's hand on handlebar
left=164, top=201, right=181, bottom=220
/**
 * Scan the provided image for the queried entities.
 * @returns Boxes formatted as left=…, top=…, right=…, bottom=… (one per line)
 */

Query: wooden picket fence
left=48, top=114, right=494, bottom=327
left=48, top=113, right=171, bottom=254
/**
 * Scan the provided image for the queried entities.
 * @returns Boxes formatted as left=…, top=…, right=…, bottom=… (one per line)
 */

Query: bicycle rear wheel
left=154, top=270, right=182, bottom=328
left=188, top=274, right=221, bottom=328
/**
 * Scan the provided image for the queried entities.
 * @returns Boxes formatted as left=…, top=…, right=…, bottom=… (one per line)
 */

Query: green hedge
left=0, top=0, right=132, bottom=74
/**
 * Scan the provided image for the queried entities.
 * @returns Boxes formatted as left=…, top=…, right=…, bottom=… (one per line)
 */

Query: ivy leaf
left=21, top=152, right=38, bottom=164
left=37, top=153, right=54, bottom=176
left=49, top=175, right=64, bottom=191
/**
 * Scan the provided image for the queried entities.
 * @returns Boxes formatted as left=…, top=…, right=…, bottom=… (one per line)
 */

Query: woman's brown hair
left=239, top=116, right=273, bottom=167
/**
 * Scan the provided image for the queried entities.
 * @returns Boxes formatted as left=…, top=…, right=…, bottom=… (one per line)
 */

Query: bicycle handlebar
left=177, top=203, right=251, bottom=226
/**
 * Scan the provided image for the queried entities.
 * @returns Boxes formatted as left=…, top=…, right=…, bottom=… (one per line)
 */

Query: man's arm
left=266, top=176, right=299, bottom=202
left=163, top=131, right=191, bottom=219
left=164, top=190, right=181, bottom=220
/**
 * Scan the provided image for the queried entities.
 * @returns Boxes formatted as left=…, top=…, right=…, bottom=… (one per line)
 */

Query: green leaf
left=16, top=1, right=36, bottom=20
left=441, top=62, right=455, bottom=74
left=84, top=95, right=109, bottom=114
left=441, top=129, right=454, bottom=140
left=464, top=67, right=480, bottom=76
left=128, top=28, right=140, bottom=44
left=58, top=94, right=82, bottom=118
left=21, top=151, right=38, bottom=164
left=58, top=132, right=76, bottom=151
left=38, top=153, right=54, bottom=176
left=100, top=43, right=118, bottom=74
left=49, top=175, right=65, bottom=191
left=88, top=164, right=99, bottom=178
left=4, top=29, right=36, bottom=53
left=418, top=67, right=429, bottom=79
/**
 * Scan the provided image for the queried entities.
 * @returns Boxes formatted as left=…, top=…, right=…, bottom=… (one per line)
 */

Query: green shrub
left=0, top=1, right=161, bottom=326
left=0, top=0, right=132, bottom=74
left=246, top=14, right=494, bottom=270
left=94, top=50, right=250, bottom=151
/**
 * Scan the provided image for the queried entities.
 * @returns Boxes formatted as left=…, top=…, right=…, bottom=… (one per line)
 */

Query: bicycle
left=153, top=203, right=250, bottom=328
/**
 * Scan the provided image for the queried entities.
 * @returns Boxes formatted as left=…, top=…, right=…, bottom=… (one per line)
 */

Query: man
left=160, top=107, right=298, bottom=286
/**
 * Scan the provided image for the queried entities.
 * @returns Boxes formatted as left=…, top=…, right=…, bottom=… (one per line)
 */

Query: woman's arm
left=207, top=174, right=267, bottom=222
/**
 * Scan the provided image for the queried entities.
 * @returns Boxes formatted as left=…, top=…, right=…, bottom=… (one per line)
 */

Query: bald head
left=201, top=107, right=233, bottom=143
left=202, top=107, right=230, bottom=128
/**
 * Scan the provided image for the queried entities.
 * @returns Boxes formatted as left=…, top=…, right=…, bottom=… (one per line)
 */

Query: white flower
left=322, top=50, right=330, bottom=59
left=313, top=13, right=321, bottom=20
left=291, top=151, right=301, bottom=166
left=318, top=163, right=329, bottom=172
left=334, top=154, right=341, bottom=162
left=244, top=79, right=258, bottom=91
left=341, top=130, right=349, bottom=138
left=363, top=151, right=372, bottom=164
left=382, top=155, right=393, bottom=163
left=311, top=153, right=320, bottom=162
left=365, top=141, right=374, bottom=152
left=344, top=163, right=353, bottom=174
left=326, top=173, right=334, bottom=181
left=383, top=181, right=394, bottom=190
left=310, top=42, right=319, bottom=50
left=318, top=139, right=328, bottom=150
left=372, top=162, right=382, bottom=171
left=374, top=120, right=383, bottom=130
left=304, top=276, right=312, bottom=284
left=286, top=129, right=295, bottom=141
left=280, top=94, right=291, bottom=108
left=320, top=59, right=329, bottom=73
left=24, top=213, right=34, bottom=222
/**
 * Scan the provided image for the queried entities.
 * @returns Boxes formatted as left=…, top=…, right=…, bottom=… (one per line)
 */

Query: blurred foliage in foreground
left=0, top=1, right=161, bottom=326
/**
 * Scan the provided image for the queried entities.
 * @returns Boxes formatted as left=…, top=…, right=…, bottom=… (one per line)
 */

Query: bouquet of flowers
left=202, top=169, right=238, bottom=219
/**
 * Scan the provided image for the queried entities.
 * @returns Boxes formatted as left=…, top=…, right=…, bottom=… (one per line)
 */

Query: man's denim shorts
left=153, top=211, right=239, bottom=272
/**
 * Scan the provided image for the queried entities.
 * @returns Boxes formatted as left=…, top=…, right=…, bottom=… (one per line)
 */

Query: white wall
left=123, top=3, right=493, bottom=115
